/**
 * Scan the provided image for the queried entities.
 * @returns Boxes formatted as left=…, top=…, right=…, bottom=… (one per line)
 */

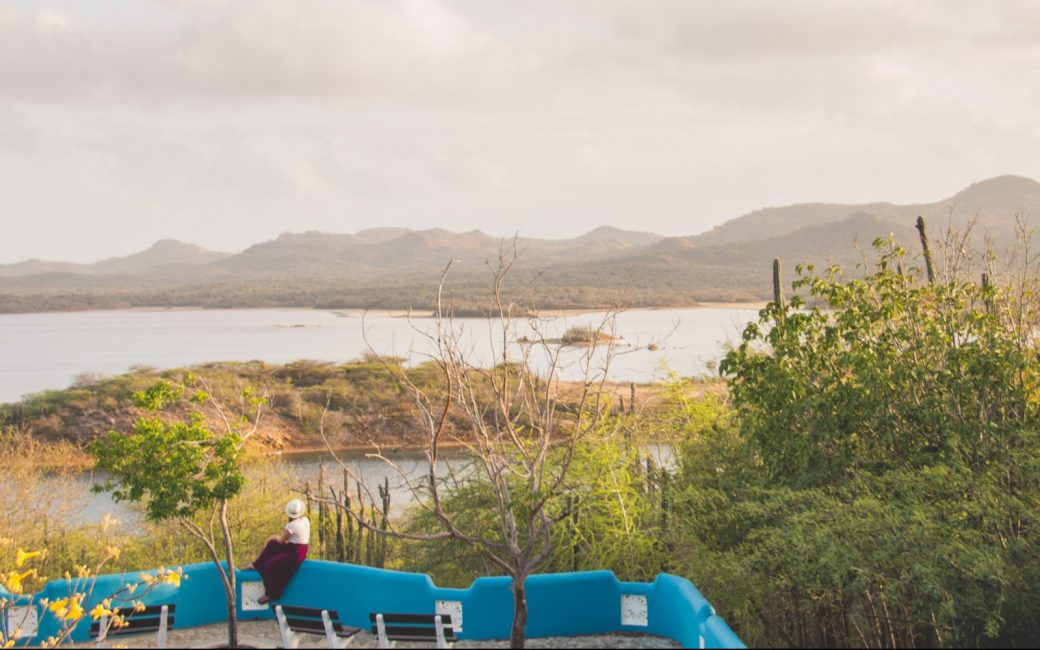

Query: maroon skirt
left=252, top=540, right=308, bottom=600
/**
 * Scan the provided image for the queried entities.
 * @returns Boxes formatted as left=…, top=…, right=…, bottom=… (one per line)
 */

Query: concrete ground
left=72, top=618, right=682, bottom=648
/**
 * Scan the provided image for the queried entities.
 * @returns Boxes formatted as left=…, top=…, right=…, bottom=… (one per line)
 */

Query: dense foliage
left=722, top=242, right=1037, bottom=486
left=677, top=241, right=1040, bottom=648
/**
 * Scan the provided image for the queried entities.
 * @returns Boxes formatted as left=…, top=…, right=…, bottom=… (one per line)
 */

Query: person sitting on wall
left=245, top=499, right=310, bottom=604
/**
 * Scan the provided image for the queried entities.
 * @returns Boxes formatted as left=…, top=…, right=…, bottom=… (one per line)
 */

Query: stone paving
left=72, top=619, right=682, bottom=648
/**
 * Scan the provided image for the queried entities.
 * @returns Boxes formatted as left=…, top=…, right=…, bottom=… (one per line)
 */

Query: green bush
left=671, top=239, right=1040, bottom=648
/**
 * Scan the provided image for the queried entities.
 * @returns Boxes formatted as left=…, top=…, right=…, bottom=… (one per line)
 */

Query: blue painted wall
left=8, top=562, right=744, bottom=648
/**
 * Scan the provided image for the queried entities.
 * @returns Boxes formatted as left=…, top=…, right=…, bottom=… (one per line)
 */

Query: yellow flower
left=48, top=598, right=70, bottom=619
left=163, top=571, right=181, bottom=587
left=3, top=638, right=15, bottom=648
left=67, top=597, right=85, bottom=622
left=76, top=565, right=90, bottom=578
left=2, top=569, right=36, bottom=595
left=15, top=549, right=42, bottom=569
left=90, top=600, right=114, bottom=621
left=139, top=572, right=155, bottom=585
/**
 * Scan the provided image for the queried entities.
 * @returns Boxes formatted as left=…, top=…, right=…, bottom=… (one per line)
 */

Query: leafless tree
left=315, top=244, right=627, bottom=647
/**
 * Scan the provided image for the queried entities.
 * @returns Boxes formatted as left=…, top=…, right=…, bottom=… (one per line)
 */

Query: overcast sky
left=2, top=0, right=1040, bottom=263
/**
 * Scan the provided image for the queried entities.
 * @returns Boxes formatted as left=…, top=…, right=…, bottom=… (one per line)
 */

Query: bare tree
left=315, top=245, right=625, bottom=647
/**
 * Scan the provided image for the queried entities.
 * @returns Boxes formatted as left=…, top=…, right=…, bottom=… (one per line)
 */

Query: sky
left=2, top=0, right=1040, bottom=263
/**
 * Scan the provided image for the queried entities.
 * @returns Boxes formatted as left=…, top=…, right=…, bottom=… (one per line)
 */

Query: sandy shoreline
left=105, top=303, right=768, bottom=318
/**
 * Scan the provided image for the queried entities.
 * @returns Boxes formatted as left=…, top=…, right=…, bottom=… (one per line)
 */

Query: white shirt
left=285, top=517, right=311, bottom=545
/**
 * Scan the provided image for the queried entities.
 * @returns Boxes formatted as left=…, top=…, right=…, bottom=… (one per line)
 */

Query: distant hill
left=537, top=175, right=1040, bottom=300
left=1, top=176, right=1038, bottom=312
left=94, top=239, right=232, bottom=273
left=687, top=175, right=1040, bottom=250
left=167, top=227, right=663, bottom=277
left=0, top=239, right=231, bottom=278
left=0, top=259, right=87, bottom=278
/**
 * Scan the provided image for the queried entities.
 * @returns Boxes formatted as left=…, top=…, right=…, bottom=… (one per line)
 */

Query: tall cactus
left=377, top=476, right=391, bottom=568
left=317, top=463, right=326, bottom=557
left=343, top=471, right=355, bottom=563
left=916, top=216, right=935, bottom=284
left=332, top=485, right=344, bottom=562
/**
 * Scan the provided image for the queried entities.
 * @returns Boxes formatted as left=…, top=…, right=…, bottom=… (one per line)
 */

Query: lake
left=1, top=307, right=727, bottom=525
left=0, top=307, right=762, bottom=404
left=74, top=445, right=678, bottom=526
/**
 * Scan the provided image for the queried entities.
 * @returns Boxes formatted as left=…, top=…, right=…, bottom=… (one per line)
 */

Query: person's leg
left=251, top=539, right=286, bottom=577
left=260, top=547, right=304, bottom=600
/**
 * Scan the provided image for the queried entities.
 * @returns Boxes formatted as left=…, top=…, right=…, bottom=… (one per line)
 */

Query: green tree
left=720, top=239, right=1037, bottom=487
left=672, top=236, right=1040, bottom=647
left=90, top=374, right=265, bottom=649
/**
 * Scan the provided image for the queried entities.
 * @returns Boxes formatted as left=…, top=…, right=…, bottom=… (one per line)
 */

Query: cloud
left=2, top=1, right=1040, bottom=263
left=0, top=0, right=512, bottom=102
left=2, top=0, right=1038, bottom=117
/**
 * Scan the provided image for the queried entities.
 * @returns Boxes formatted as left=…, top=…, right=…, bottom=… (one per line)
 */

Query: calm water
left=0, top=307, right=761, bottom=404
left=2, top=307, right=746, bottom=525
left=76, top=446, right=676, bottom=526
left=73, top=449, right=465, bottom=525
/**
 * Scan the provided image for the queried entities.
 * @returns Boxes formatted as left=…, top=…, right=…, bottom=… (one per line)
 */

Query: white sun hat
left=285, top=499, right=306, bottom=519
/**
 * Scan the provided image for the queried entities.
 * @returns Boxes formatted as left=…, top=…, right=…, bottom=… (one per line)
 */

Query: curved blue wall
left=8, top=562, right=744, bottom=648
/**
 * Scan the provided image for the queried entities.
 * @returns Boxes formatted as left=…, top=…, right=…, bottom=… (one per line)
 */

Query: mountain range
left=2, top=175, right=1038, bottom=312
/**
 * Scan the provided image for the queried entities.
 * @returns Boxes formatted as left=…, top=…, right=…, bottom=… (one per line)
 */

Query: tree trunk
left=510, top=572, right=528, bottom=648
left=220, top=500, right=239, bottom=648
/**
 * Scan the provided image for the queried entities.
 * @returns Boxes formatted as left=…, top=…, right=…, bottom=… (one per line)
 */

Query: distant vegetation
left=0, top=358, right=685, bottom=452
left=0, top=358, right=441, bottom=451
left=0, top=281, right=709, bottom=314
left=558, top=325, right=619, bottom=346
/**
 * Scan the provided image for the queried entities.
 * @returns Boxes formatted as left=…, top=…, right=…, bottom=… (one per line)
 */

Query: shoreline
left=267, top=441, right=470, bottom=458
left=0, top=302, right=770, bottom=318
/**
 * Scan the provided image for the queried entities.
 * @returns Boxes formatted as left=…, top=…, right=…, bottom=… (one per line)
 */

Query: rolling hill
left=1, top=175, right=1038, bottom=312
